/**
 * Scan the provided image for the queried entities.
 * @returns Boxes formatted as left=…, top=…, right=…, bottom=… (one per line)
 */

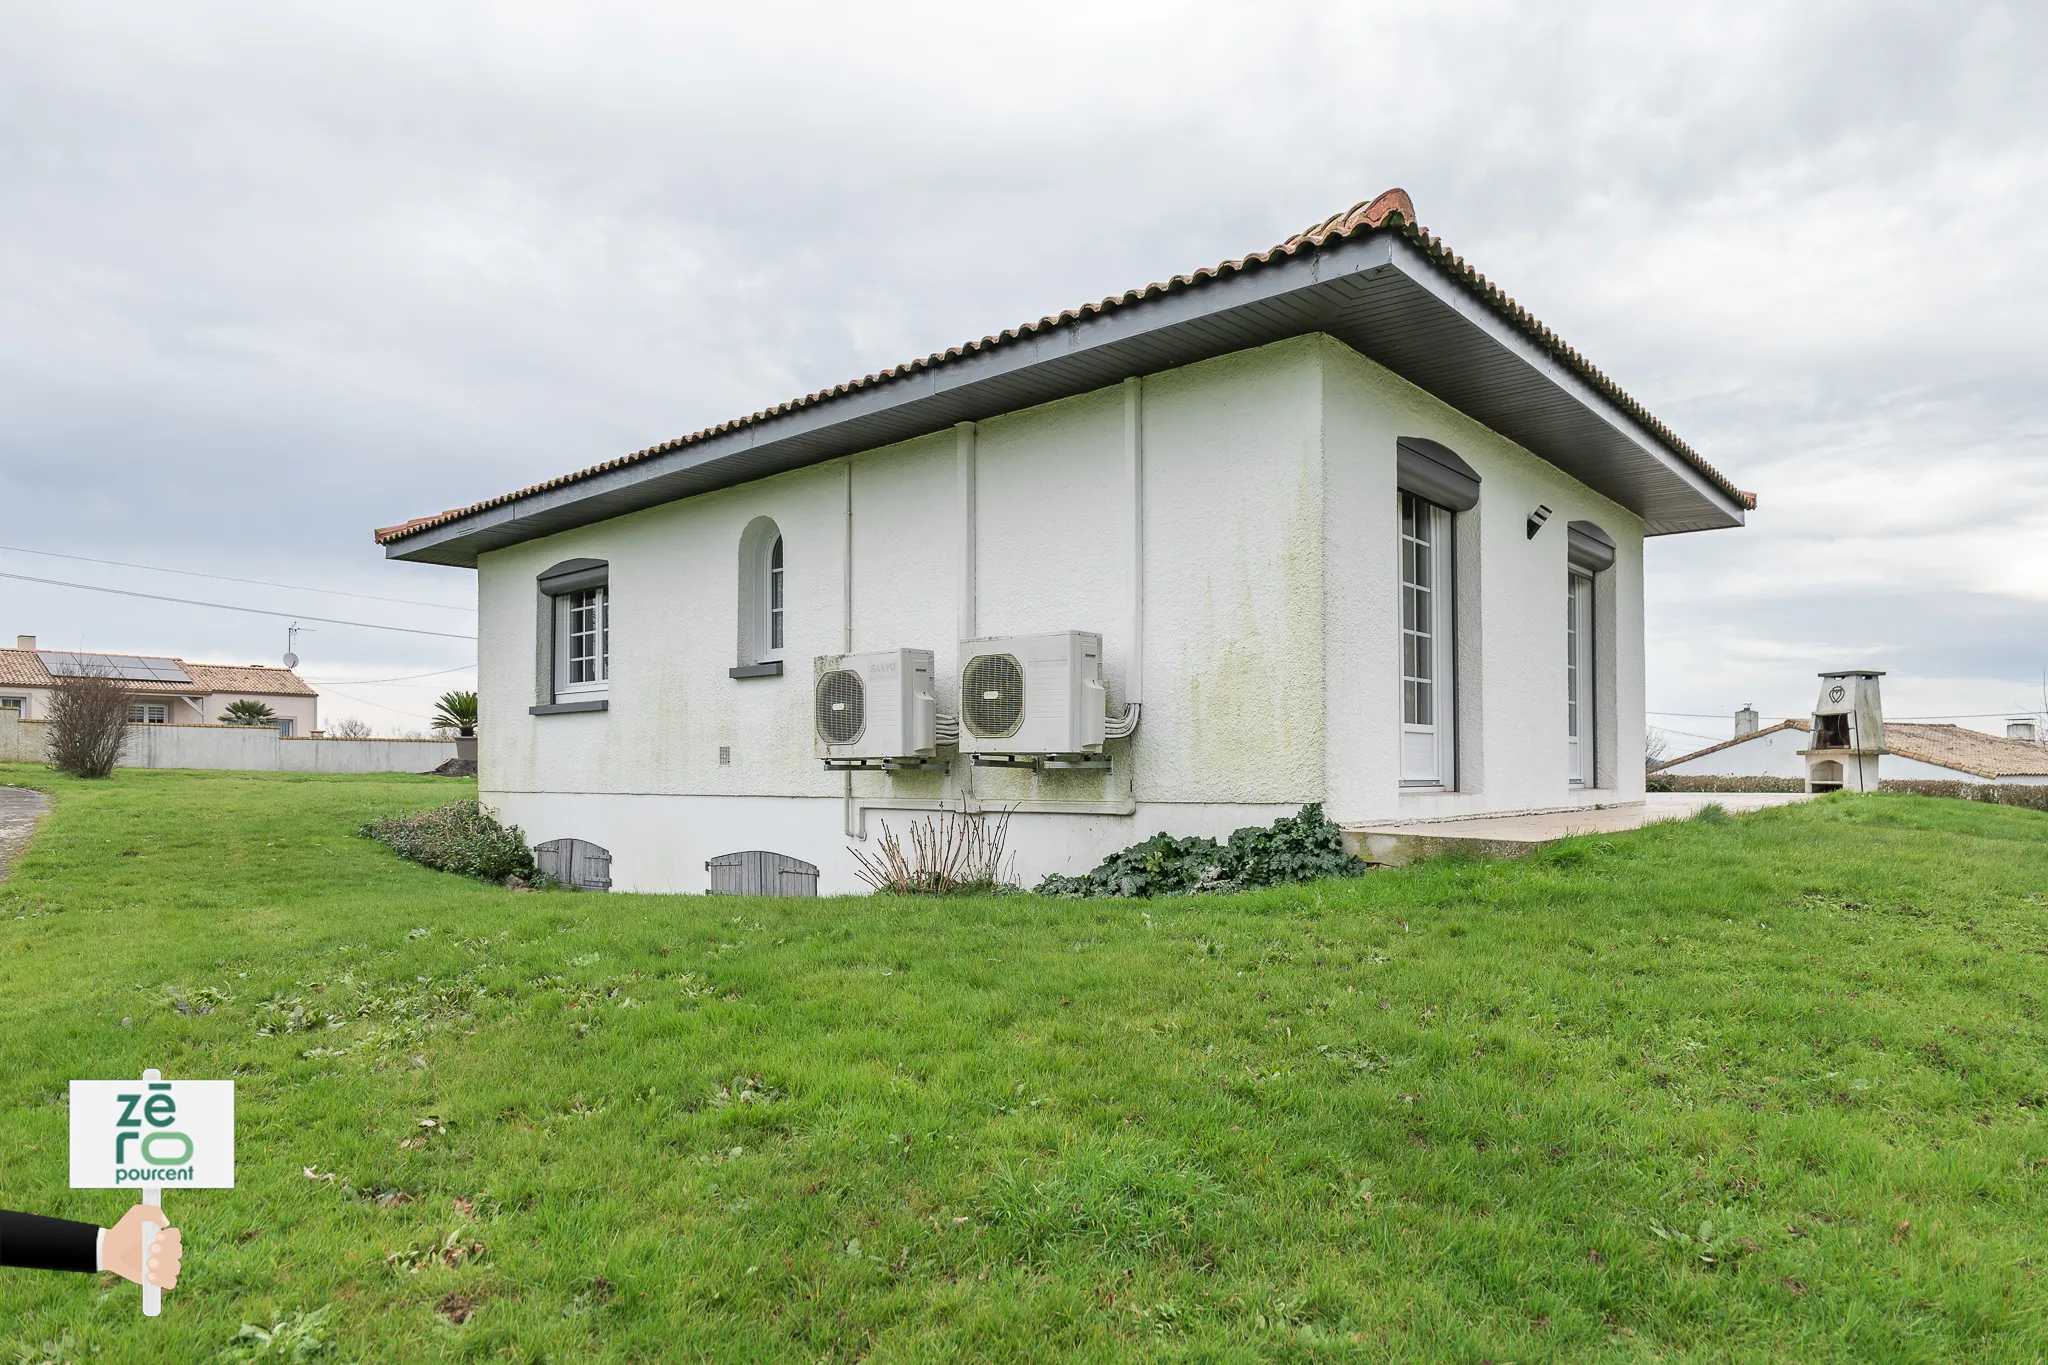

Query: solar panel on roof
left=37, top=651, right=193, bottom=685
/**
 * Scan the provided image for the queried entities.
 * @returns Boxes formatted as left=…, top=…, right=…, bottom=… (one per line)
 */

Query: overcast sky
left=2, top=1, right=2042, bottom=745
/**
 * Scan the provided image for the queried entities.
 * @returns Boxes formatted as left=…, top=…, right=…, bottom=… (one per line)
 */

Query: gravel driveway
left=0, top=786, right=50, bottom=882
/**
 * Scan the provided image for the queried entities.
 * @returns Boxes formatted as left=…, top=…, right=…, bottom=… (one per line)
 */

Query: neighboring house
left=377, top=188, right=1754, bottom=894
left=0, top=636, right=319, bottom=735
left=1657, top=718, right=2048, bottom=788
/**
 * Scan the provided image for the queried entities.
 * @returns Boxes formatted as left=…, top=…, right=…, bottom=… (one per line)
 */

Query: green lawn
left=2, top=765, right=2046, bottom=1362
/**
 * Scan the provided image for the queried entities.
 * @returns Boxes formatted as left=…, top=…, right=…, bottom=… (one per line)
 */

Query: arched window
left=767, top=534, right=785, bottom=654
left=734, top=517, right=785, bottom=676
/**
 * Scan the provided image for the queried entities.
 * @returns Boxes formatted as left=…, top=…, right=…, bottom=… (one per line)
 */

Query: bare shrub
left=44, top=665, right=130, bottom=778
left=851, top=808, right=1015, bottom=895
left=328, top=716, right=374, bottom=739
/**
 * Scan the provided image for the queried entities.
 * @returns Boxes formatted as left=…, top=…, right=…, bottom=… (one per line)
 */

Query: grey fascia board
left=1379, top=236, right=1746, bottom=534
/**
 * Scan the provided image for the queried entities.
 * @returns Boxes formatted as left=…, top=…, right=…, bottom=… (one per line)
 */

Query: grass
left=1, top=764, right=2046, bottom=1362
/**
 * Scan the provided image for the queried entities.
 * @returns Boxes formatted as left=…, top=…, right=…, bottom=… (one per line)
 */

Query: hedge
left=1646, top=774, right=1808, bottom=793
left=1878, top=780, right=2048, bottom=812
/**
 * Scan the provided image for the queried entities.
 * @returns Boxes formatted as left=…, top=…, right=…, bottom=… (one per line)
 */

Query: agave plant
left=431, top=690, right=479, bottom=738
left=219, top=699, right=279, bottom=727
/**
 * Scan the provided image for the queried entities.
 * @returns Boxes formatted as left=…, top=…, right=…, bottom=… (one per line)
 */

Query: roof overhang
left=386, top=232, right=1747, bottom=568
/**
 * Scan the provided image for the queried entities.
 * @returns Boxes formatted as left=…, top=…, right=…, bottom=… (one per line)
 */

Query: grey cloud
left=1, top=0, right=2044, bottom=732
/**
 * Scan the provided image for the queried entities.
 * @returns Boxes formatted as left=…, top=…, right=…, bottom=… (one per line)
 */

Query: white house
left=377, top=189, right=1753, bottom=894
left=1658, top=718, right=2048, bottom=789
left=0, top=636, right=320, bottom=734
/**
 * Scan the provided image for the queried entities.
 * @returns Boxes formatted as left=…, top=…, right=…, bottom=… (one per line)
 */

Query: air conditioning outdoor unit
left=813, top=648, right=938, bottom=765
left=957, top=631, right=1106, bottom=758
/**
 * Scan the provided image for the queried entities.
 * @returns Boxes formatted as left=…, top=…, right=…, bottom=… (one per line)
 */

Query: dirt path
left=0, top=786, right=51, bottom=883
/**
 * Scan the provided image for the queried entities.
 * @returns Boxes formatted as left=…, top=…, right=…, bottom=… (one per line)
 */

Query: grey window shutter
left=1566, top=520, right=1616, bottom=572
left=537, top=558, right=609, bottom=595
left=1396, top=438, right=1480, bottom=512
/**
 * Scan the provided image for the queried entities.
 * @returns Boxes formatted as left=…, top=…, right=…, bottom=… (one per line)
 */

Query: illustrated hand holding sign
left=69, top=1069, right=233, bottom=1316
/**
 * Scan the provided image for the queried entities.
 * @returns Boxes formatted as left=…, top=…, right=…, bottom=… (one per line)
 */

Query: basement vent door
left=706, top=850, right=820, bottom=897
left=534, top=838, right=613, bottom=892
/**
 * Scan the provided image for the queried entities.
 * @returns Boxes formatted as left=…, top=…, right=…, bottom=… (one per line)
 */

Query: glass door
left=1567, top=571, right=1594, bottom=786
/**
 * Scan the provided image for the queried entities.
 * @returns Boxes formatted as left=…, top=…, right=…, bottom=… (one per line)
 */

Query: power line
left=0, top=543, right=470, bottom=613
left=303, top=664, right=477, bottom=686
left=0, top=570, right=475, bottom=641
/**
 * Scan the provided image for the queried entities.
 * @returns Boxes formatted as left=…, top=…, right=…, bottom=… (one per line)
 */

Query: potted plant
left=432, top=690, right=480, bottom=762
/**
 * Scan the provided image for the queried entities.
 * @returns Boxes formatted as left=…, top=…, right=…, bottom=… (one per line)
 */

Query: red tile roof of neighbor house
left=1655, top=718, right=2048, bottom=781
left=375, top=188, right=1755, bottom=547
left=0, top=649, right=317, bottom=698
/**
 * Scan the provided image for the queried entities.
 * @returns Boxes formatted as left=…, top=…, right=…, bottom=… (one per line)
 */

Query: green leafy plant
left=218, top=1305, right=354, bottom=1362
left=1649, top=1217, right=1748, bottom=1270
left=430, top=690, right=479, bottom=737
left=358, top=799, right=537, bottom=884
left=1036, top=804, right=1361, bottom=898
left=219, top=699, right=280, bottom=727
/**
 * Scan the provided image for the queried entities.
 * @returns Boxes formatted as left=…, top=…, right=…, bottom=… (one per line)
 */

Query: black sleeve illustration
left=0, top=1210, right=99, bottom=1273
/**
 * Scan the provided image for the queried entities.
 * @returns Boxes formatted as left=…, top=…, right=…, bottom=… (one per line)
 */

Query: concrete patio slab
left=0, top=786, right=51, bottom=883
left=1344, top=791, right=1813, bottom=865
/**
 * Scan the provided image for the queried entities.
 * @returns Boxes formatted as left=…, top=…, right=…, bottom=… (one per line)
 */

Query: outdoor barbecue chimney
left=2010, top=718, right=2040, bottom=744
left=1734, top=704, right=1759, bottom=737
left=1801, top=669, right=1884, bottom=793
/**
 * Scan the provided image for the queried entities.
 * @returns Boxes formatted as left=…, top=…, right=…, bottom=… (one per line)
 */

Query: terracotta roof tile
left=376, top=189, right=1753, bottom=547
left=1884, top=722, right=2048, bottom=780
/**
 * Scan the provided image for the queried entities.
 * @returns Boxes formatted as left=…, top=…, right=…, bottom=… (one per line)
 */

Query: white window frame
left=554, top=585, right=610, bottom=698
left=127, top=703, right=169, bottom=724
left=1399, top=491, right=1456, bottom=788
left=0, top=696, right=23, bottom=717
left=1567, top=570, right=1594, bottom=787
left=761, top=533, right=785, bottom=661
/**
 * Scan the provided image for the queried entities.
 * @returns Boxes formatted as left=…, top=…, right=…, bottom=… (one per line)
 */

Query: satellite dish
left=282, top=652, right=299, bottom=669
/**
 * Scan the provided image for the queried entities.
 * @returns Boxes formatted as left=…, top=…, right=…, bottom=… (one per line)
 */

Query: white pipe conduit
left=1107, top=376, right=1144, bottom=743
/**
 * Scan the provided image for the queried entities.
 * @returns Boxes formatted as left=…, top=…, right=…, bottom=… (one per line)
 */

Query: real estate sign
left=69, top=1077, right=235, bottom=1189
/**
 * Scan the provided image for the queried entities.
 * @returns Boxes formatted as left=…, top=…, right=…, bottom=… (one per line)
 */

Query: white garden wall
left=0, top=716, right=456, bottom=773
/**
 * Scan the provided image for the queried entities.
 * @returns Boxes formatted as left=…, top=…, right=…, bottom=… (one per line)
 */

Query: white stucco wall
left=1318, top=336, right=1645, bottom=826
left=476, top=334, right=1655, bottom=894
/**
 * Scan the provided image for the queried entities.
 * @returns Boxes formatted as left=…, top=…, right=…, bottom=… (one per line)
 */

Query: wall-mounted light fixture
left=1527, top=505, right=1552, bottom=540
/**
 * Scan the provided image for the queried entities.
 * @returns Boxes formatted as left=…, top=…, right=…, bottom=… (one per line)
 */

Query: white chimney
left=1734, top=705, right=1759, bottom=737
left=2011, top=719, right=2040, bottom=744
left=1804, top=669, right=1884, bottom=793
left=15, top=635, right=35, bottom=650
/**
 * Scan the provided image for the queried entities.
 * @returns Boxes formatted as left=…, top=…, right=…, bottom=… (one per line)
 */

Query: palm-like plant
left=431, top=690, right=479, bottom=738
left=219, top=699, right=279, bottom=727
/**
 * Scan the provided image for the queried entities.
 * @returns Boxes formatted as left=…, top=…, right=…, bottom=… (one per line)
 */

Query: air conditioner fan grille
left=961, top=653, right=1024, bottom=739
left=815, top=668, right=866, bottom=745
